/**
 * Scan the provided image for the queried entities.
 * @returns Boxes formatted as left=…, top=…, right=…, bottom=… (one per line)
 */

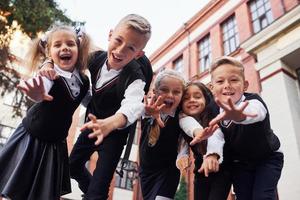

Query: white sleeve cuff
left=204, top=128, right=225, bottom=164
left=179, top=116, right=203, bottom=138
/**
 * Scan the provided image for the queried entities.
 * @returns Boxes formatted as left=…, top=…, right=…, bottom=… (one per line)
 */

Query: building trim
left=261, top=68, right=297, bottom=82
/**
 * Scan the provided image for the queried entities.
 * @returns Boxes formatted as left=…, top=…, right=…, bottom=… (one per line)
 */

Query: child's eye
left=173, top=90, right=182, bottom=96
left=128, top=46, right=136, bottom=52
left=67, top=41, right=76, bottom=47
left=115, top=38, right=122, bottom=43
left=159, top=88, right=168, bottom=93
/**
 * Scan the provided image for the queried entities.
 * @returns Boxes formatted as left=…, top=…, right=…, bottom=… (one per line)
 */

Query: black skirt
left=0, top=123, right=71, bottom=200
left=139, top=165, right=180, bottom=200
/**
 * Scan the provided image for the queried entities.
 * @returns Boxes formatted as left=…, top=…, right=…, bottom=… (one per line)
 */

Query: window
left=249, top=0, right=273, bottom=33
left=222, top=16, right=239, bottom=55
left=173, top=55, right=184, bottom=73
left=198, top=35, right=211, bottom=72
left=0, top=124, right=15, bottom=149
left=115, top=160, right=138, bottom=190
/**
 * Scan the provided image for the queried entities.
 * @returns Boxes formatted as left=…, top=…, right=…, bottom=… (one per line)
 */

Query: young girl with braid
left=0, top=25, right=90, bottom=200
left=139, top=69, right=186, bottom=200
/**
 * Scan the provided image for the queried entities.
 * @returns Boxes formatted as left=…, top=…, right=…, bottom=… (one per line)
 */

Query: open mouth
left=112, top=53, right=123, bottom=62
left=187, top=104, right=199, bottom=109
left=60, top=54, right=72, bottom=61
left=163, top=99, right=174, bottom=108
left=222, top=92, right=234, bottom=96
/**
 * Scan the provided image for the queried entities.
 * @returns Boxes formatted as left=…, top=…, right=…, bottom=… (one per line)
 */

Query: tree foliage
left=0, top=0, right=72, bottom=117
left=175, top=177, right=188, bottom=200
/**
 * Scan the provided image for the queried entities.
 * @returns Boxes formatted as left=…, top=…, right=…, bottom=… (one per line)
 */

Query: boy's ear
left=108, top=29, right=113, bottom=41
left=244, top=80, right=249, bottom=91
left=135, top=50, right=145, bottom=59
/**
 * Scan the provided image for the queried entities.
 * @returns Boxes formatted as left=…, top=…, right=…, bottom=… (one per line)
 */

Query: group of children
left=0, top=13, right=283, bottom=200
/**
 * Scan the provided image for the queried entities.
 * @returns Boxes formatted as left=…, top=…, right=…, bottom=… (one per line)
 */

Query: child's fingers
left=216, top=98, right=230, bottom=111
left=157, top=103, right=166, bottom=110
left=204, top=165, right=209, bottom=177
left=227, top=98, right=235, bottom=110
left=24, top=80, right=34, bottom=90
left=245, top=113, right=258, bottom=118
left=88, top=114, right=97, bottom=123
left=211, top=124, right=219, bottom=133
left=80, top=121, right=92, bottom=131
left=17, top=84, right=29, bottom=93
left=156, top=117, right=165, bottom=128
left=92, top=134, right=104, bottom=145
left=43, top=94, right=53, bottom=101
left=209, top=112, right=225, bottom=126
left=37, top=76, right=45, bottom=89
left=198, top=164, right=204, bottom=174
left=238, top=101, right=249, bottom=112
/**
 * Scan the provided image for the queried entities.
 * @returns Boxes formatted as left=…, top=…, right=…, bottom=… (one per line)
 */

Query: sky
left=56, top=0, right=210, bottom=56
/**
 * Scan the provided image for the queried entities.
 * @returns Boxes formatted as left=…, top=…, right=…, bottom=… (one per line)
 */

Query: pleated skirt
left=0, top=123, right=71, bottom=200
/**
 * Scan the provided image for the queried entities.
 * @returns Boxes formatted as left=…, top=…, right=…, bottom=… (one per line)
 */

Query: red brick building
left=63, top=0, right=300, bottom=199
left=148, top=0, right=300, bottom=199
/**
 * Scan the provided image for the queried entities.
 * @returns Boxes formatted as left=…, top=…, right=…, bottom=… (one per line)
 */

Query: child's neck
left=106, top=61, right=122, bottom=71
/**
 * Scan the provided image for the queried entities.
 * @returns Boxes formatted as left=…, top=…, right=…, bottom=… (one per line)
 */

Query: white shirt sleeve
left=234, top=99, right=267, bottom=125
left=205, top=128, right=225, bottom=163
left=116, top=79, right=146, bottom=127
left=179, top=116, right=203, bottom=138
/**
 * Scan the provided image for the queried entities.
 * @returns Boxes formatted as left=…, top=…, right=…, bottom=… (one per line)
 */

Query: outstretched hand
left=17, top=76, right=53, bottom=102
left=198, top=154, right=220, bottom=177
left=144, top=95, right=165, bottom=127
left=80, top=114, right=114, bottom=145
left=176, top=155, right=190, bottom=173
left=190, top=124, right=219, bottom=146
left=209, top=98, right=257, bottom=126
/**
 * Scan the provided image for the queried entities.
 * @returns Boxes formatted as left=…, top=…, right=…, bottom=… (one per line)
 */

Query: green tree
left=0, top=0, right=72, bottom=116
left=175, top=177, right=188, bottom=200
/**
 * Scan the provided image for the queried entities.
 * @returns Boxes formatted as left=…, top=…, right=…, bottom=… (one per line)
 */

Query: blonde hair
left=116, top=14, right=152, bottom=42
left=26, top=25, right=91, bottom=74
left=148, top=69, right=186, bottom=147
left=154, top=68, right=186, bottom=90
left=210, top=56, right=245, bottom=79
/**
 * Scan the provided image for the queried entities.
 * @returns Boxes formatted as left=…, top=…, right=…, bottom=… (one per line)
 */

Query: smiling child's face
left=48, top=30, right=78, bottom=72
left=154, top=76, right=184, bottom=115
left=211, top=64, right=248, bottom=105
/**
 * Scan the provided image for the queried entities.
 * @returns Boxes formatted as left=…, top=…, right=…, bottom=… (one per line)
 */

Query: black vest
left=86, top=51, right=146, bottom=139
left=22, top=74, right=89, bottom=142
left=220, top=93, right=280, bottom=162
left=139, top=113, right=181, bottom=171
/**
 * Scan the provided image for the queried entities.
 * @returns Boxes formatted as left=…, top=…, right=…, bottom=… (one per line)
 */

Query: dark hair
left=184, top=81, right=215, bottom=127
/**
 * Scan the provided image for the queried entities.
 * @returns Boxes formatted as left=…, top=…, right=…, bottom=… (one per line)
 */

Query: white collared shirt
left=179, top=116, right=225, bottom=163
left=95, top=61, right=146, bottom=127
left=41, top=64, right=83, bottom=97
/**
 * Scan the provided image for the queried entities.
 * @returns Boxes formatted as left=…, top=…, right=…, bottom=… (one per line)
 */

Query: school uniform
left=0, top=66, right=89, bottom=200
left=139, top=112, right=181, bottom=200
left=69, top=51, right=146, bottom=200
left=180, top=114, right=231, bottom=200
left=219, top=93, right=283, bottom=200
